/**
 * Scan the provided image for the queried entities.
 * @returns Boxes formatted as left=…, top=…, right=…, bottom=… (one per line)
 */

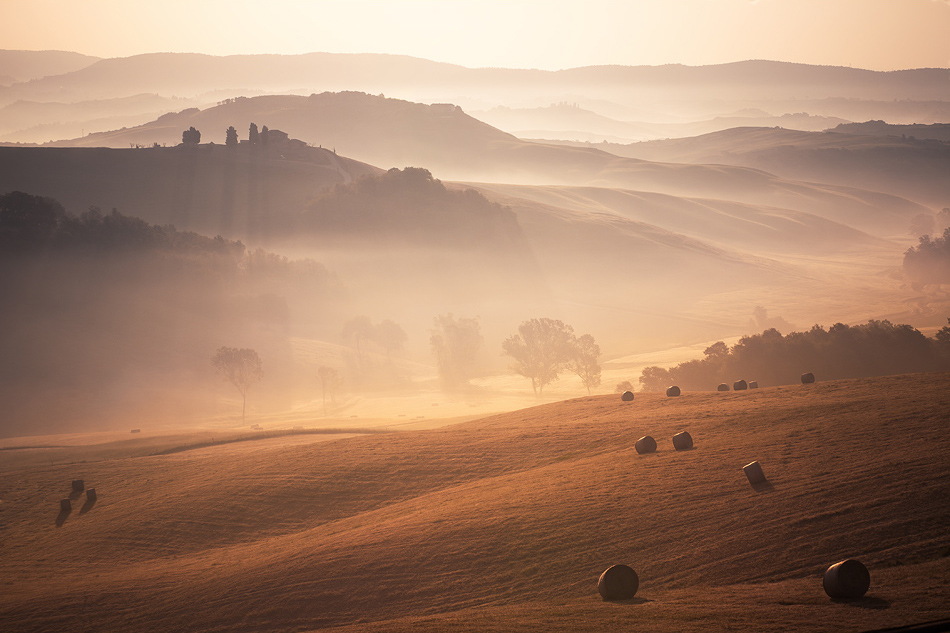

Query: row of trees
left=213, top=314, right=603, bottom=424
left=184, top=122, right=274, bottom=147
left=638, top=319, right=950, bottom=392
left=223, top=123, right=273, bottom=147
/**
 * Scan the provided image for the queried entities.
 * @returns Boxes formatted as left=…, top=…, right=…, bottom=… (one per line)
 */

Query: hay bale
left=666, top=385, right=681, bottom=397
left=717, top=383, right=729, bottom=392
left=823, top=559, right=870, bottom=599
left=801, top=372, right=816, bottom=384
left=60, top=498, right=72, bottom=512
left=733, top=379, right=748, bottom=391
left=598, top=564, right=639, bottom=601
left=131, top=429, right=141, bottom=433
left=621, top=390, right=635, bottom=402
left=672, top=431, right=693, bottom=451
left=71, top=480, right=84, bottom=492
left=749, top=381, right=759, bottom=389
left=86, top=488, right=97, bottom=502
left=743, top=461, right=766, bottom=485
left=635, top=436, right=657, bottom=454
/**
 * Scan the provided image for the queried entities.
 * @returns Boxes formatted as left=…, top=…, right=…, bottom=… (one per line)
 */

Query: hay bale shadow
left=55, top=509, right=70, bottom=527
left=831, top=595, right=890, bottom=610
left=79, top=497, right=97, bottom=514
left=68, top=490, right=83, bottom=501
left=608, top=596, right=653, bottom=605
left=751, top=480, right=775, bottom=493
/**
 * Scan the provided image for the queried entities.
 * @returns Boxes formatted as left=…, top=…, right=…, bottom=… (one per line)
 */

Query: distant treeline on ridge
left=639, top=320, right=950, bottom=392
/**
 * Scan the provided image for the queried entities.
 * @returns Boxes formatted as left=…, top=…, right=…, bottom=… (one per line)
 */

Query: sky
left=2, top=0, right=949, bottom=71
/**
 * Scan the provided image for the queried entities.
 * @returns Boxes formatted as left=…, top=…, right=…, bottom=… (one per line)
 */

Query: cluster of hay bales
left=621, top=390, right=635, bottom=402
left=823, top=559, right=870, bottom=599
left=59, top=480, right=98, bottom=514
left=598, top=564, right=639, bottom=600
left=635, top=435, right=657, bottom=454
left=666, top=385, right=681, bottom=397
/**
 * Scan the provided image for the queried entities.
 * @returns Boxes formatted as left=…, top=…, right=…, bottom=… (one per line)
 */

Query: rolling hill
left=2, top=372, right=949, bottom=632
left=41, top=92, right=931, bottom=237
left=551, top=127, right=950, bottom=207
left=0, top=49, right=100, bottom=86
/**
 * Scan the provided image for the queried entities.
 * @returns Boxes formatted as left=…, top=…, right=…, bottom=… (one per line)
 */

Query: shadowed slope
left=2, top=372, right=949, bottom=632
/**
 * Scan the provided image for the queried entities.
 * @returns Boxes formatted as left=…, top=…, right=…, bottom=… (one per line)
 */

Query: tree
left=249, top=122, right=260, bottom=145
left=615, top=380, right=634, bottom=393
left=261, top=125, right=269, bottom=146
left=317, top=366, right=340, bottom=417
left=373, top=319, right=407, bottom=360
left=568, top=333, right=602, bottom=395
left=430, top=314, right=483, bottom=390
left=502, top=318, right=575, bottom=395
left=182, top=126, right=201, bottom=145
left=211, top=347, right=262, bottom=425
left=225, top=126, right=238, bottom=146
left=341, top=315, right=373, bottom=360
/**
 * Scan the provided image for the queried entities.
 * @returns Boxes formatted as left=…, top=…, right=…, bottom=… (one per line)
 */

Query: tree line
left=639, top=319, right=950, bottom=392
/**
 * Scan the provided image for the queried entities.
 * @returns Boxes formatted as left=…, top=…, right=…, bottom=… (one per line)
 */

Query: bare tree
left=502, top=318, right=575, bottom=395
left=211, top=347, right=263, bottom=425
left=568, top=333, right=602, bottom=395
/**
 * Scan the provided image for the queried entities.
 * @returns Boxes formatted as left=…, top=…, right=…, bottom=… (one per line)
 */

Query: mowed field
left=2, top=373, right=950, bottom=632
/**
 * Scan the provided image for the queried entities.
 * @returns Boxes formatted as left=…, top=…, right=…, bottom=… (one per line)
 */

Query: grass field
left=2, top=372, right=949, bottom=632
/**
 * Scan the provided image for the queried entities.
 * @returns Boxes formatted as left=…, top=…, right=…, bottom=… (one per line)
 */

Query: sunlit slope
left=48, top=93, right=929, bottom=236
left=575, top=126, right=950, bottom=207
left=470, top=182, right=888, bottom=255
left=3, top=372, right=949, bottom=632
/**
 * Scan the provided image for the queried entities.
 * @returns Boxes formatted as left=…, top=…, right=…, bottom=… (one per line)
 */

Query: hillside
left=41, top=92, right=932, bottom=237
left=2, top=372, right=949, bottom=632
left=553, top=127, right=950, bottom=208
left=0, top=49, right=100, bottom=85
left=473, top=103, right=849, bottom=143
left=1, top=52, right=946, bottom=145
left=0, top=141, right=380, bottom=238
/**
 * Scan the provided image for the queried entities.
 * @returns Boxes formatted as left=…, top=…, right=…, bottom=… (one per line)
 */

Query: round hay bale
left=717, top=383, right=729, bottom=392
left=621, top=390, right=635, bottom=402
left=749, top=381, right=759, bottom=389
left=823, top=559, right=870, bottom=599
left=672, top=431, right=693, bottom=451
left=666, top=385, right=681, bottom=397
left=598, top=564, right=639, bottom=601
left=743, top=461, right=766, bottom=485
left=86, top=488, right=97, bottom=502
left=733, top=379, right=748, bottom=391
left=71, top=479, right=84, bottom=492
left=131, top=429, right=141, bottom=433
left=801, top=372, right=816, bottom=384
left=635, top=435, right=657, bottom=454
left=60, top=498, right=72, bottom=512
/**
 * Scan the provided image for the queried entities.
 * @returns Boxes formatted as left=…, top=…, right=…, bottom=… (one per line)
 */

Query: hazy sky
left=3, top=0, right=949, bottom=71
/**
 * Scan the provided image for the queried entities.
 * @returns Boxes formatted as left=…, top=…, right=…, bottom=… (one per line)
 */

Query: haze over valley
left=2, top=1, right=950, bottom=631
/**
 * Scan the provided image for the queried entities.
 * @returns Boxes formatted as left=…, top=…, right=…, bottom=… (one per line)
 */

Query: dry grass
left=2, top=372, right=949, bottom=632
